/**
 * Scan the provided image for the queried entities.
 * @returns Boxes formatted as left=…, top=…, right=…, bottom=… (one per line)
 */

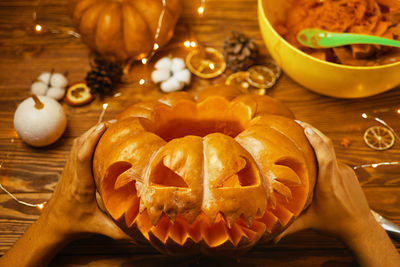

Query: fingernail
left=305, top=127, right=314, bottom=136
left=294, top=119, right=302, bottom=124
left=96, top=123, right=105, bottom=131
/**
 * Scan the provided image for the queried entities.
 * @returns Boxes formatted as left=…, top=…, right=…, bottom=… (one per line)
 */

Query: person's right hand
left=275, top=121, right=375, bottom=242
left=275, top=122, right=400, bottom=267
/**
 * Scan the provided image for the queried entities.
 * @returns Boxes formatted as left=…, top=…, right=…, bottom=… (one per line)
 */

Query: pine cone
left=85, top=55, right=122, bottom=96
left=223, top=31, right=258, bottom=71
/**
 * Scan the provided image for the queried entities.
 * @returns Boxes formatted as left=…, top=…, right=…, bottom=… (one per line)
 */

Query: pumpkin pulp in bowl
left=93, top=85, right=317, bottom=255
left=258, top=0, right=400, bottom=98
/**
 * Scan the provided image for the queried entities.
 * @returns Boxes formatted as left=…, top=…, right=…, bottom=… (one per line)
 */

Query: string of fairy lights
left=2, top=0, right=400, bottom=211
left=0, top=0, right=206, bottom=211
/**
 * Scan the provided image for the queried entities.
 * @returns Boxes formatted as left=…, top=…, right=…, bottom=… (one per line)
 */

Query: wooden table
left=0, top=0, right=399, bottom=266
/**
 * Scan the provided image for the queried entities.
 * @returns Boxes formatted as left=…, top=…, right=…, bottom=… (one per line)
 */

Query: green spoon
left=297, top=28, right=400, bottom=48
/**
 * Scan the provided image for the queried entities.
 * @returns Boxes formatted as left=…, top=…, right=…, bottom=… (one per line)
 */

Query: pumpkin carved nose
left=217, top=157, right=259, bottom=188
left=150, top=161, right=189, bottom=188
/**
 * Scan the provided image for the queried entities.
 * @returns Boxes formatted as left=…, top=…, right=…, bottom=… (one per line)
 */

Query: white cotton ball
left=46, top=87, right=66, bottom=101
left=151, top=69, right=171, bottom=84
left=160, top=78, right=184, bottom=93
left=31, top=81, right=48, bottom=95
left=14, top=96, right=67, bottom=147
left=154, top=57, right=172, bottom=70
left=37, top=72, right=52, bottom=85
left=174, top=69, right=191, bottom=85
left=50, top=73, right=68, bottom=88
left=171, top=58, right=185, bottom=72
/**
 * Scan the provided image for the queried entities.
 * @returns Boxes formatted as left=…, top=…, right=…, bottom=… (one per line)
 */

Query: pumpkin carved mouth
left=102, top=158, right=303, bottom=248
left=93, top=88, right=317, bottom=254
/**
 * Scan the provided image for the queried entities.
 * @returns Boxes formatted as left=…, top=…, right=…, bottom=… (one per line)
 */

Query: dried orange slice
left=363, top=126, right=395, bottom=151
left=225, top=72, right=258, bottom=93
left=64, top=82, right=93, bottom=106
left=186, top=47, right=226, bottom=79
left=246, top=65, right=277, bottom=89
left=264, top=58, right=282, bottom=79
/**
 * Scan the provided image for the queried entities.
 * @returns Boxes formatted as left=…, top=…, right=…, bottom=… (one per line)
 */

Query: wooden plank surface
left=0, top=0, right=399, bottom=266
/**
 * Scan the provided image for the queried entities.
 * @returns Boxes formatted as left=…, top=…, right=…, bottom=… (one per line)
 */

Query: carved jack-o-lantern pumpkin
left=93, top=85, right=317, bottom=255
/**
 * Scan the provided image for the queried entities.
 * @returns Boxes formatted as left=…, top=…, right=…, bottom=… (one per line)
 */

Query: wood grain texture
left=0, top=0, right=399, bottom=266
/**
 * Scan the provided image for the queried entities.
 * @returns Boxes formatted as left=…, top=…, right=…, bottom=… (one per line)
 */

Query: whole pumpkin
left=69, top=0, right=182, bottom=63
left=93, top=85, right=317, bottom=255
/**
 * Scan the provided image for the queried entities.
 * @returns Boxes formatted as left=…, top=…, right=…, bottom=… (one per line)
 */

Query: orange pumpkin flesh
left=93, top=86, right=316, bottom=255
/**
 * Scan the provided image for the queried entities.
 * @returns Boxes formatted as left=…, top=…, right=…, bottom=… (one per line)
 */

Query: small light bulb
left=397, top=108, right=400, bottom=114
left=102, top=103, right=109, bottom=109
left=141, top=58, right=148, bottom=65
left=197, top=6, right=204, bottom=15
left=209, top=63, right=215, bottom=70
left=35, top=24, right=42, bottom=32
left=184, top=40, right=191, bottom=48
left=257, top=88, right=266, bottom=95
left=139, top=79, right=145, bottom=85
left=362, top=113, right=368, bottom=119
left=37, top=203, right=45, bottom=210
left=372, top=163, right=378, bottom=168
left=153, top=43, right=159, bottom=50
left=190, top=41, right=197, bottom=48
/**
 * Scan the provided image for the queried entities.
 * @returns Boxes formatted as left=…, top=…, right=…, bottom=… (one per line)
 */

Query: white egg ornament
left=14, top=95, right=67, bottom=147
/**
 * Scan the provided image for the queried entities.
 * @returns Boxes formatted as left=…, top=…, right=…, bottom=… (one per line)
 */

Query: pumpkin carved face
left=93, top=86, right=317, bottom=254
left=69, top=0, right=182, bottom=63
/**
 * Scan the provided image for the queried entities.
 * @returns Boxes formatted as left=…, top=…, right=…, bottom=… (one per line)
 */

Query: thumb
left=89, top=210, right=131, bottom=240
left=274, top=210, right=314, bottom=243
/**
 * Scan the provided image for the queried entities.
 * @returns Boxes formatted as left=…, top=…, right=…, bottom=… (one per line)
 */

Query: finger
left=76, top=123, right=106, bottom=177
left=303, top=126, right=336, bottom=164
left=77, top=123, right=106, bottom=162
left=274, top=211, right=314, bottom=243
left=89, top=211, right=131, bottom=240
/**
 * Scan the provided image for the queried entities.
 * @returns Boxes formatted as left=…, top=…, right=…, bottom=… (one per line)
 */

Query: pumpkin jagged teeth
left=151, top=214, right=171, bottom=244
left=124, top=196, right=140, bottom=227
left=269, top=192, right=277, bottom=209
left=273, top=204, right=294, bottom=227
left=146, top=205, right=164, bottom=226
left=201, top=214, right=231, bottom=247
left=255, top=207, right=263, bottom=218
left=272, top=180, right=293, bottom=200
left=227, top=221, right=246, bottom=246
left=256, top=210, right=278, bottom=233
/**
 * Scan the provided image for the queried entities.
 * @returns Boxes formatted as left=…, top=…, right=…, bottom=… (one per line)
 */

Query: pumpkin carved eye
left=150, top=161, right=189, bottom=188
left=218, top=157, right=259, bottom=188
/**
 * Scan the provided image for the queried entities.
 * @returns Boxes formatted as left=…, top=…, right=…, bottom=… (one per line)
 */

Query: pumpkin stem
left=31, top=94, right=44, bottom=109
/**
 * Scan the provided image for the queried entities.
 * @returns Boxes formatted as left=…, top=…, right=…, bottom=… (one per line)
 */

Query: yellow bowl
left=258, top=0, right=400, bottom=98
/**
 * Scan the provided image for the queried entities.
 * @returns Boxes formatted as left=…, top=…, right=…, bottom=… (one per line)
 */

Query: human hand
left=276, top=122, right=375, bottom=242
left=39, top=123, right=129, bottom=241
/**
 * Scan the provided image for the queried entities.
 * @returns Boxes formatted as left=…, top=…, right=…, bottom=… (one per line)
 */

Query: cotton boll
left=31, top=81, right=48, bottom=95
left=46, top=87, right=66, bottom=101
left=160, top=78, right=183, bottom=93
left=171, top=58, right=185, bottom=72
left=155, top=57, right=172, bottom=70
left=50, top=73, right=68, bottom=88
left=174, top=69, right=191, bottom=84
left=151, top=69, right=171, bottom=84
left=37, top=72, right=51, bottom=85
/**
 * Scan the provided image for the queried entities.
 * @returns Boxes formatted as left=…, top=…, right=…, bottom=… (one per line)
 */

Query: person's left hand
left=39, top=123, right=129, bottom=241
